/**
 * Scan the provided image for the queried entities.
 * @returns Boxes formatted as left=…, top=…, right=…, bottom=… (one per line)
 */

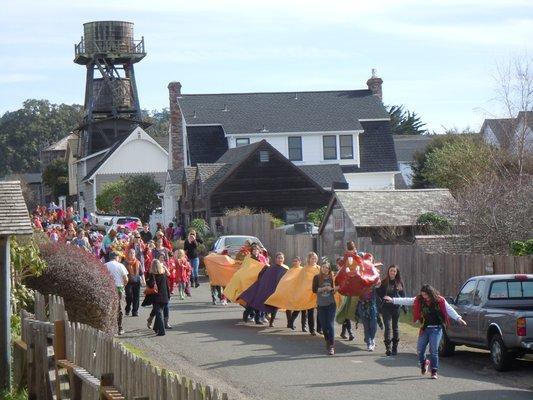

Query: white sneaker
left=221, top=299, right=228, bottom=306
left=369, top=343, right=375, bottom=351
left=366, top=343, right=371, bottom=351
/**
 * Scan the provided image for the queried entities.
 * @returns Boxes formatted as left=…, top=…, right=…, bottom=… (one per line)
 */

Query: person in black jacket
left=146, top=256, right=171, bottom=336
left=377, top=265, right=405, bottom=355
left=183, top=229, right=203, bottom=288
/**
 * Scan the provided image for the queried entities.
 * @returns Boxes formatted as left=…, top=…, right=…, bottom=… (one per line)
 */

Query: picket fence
left=13, top=292, right=230, bottom=400
left=211, top=214, right=314, bottom=262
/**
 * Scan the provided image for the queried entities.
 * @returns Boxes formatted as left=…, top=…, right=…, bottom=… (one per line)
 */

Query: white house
left=71, top=126, right=168, bottom=214
left=480, top=111, right=533, bottom=154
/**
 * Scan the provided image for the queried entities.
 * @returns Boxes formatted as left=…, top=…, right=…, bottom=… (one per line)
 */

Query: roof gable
left=83, top=127, right=168, bottom=181
left=0, top=181, right=32, bottom=235
left=186, top=125, right=229, bottom=165
left=178, top=89, right=389, bottom=135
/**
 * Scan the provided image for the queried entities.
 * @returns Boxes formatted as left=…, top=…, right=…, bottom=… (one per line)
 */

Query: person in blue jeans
left=184, top=230, right=203, bottom=288
left=384, top=284, right=467, bottom=379
left=356, top=286, right=380, bottom=351
left=312, top=262, right=339, bottom=355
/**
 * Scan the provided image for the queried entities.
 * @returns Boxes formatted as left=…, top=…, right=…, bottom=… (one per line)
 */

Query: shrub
left=26, top=243, right=119, bottom=333
left=510, top=239, right=533, bottom=256
left=307, top=206, right=327, bottom=226
left=224, top=207, right=255, bottom=216
left=189, top=218, right=210, bottom=238
left=270, top=216, right=284, bottom=228
left=416, top=212, right=452, bottom=234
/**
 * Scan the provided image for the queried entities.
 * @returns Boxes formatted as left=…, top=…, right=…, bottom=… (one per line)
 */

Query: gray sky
left=1, top=0, right=532, bottom=132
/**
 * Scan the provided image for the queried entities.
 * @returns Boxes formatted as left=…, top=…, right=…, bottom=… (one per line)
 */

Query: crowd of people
left=31, top=204, right=467, bottom=380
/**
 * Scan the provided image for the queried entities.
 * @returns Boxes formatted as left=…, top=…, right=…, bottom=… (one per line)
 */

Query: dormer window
left=340, top=135, right=354, bottom=159
left=323, top=135, right=337, bottom=160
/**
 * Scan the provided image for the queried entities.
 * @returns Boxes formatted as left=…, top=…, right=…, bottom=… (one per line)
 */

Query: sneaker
left=118, top=329, right=125, bottom=335
left=328, top=346, right=335, bottom=355
left=369, top=343, right=375, bottom=352
left=431, top=369, right=438, bottom=379
left=212, top=299, right=217, bottom=305
left=348, top=334, right=355, bottom=341
left=255, top=320, right=264, bottom=325
left=221, top=299, right=227, bottom=306
left=146, top=318, right=153, bottom=329
left=421, top=359, right=430, bottom=375
left=340, top=332, right=347, bottom=340
left=125, top=312, right=130, bottom=316
left=366, top=343, right=371, bottom=351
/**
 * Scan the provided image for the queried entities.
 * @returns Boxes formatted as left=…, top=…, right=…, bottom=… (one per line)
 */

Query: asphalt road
left=121, top=278, right=533, bottom=400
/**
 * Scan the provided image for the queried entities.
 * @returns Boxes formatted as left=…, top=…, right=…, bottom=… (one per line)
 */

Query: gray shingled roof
left=393, top=135, right=434, bottom=163
left=0, top=181, right=33, bottom=235
left=184, top=167, right=197, bottom=186
left=197, top=163, right=233, bottom=193
left=298, top=164, right=347, bottom=190
left=178, top=90, right=389, bottom=134
left=336, top=189, right=454, bottom=227
left=481, top=118, right=514, bottom=149
left=42, top=133, right=75, bottom=152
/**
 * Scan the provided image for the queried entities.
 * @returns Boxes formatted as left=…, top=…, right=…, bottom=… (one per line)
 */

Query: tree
left=492, top=55, right=533, bottom=182
left=120, top=175, right=162, bottom=222
left=95, top=180, right=126, bottom=213
left=307, top=206, right=327, bottom=226
left=42, top=159, right=69, bottom=200
left=142, top=108, right=170, bottom=137
left=0, top=99, right=83, bottom=176
left=387, top=105, right=427, bottom=135
left=411, top=133, right=467, bottom=188
left=422, top=136, right=495, bottom=193
left=453, top=175, right=533, bottom=255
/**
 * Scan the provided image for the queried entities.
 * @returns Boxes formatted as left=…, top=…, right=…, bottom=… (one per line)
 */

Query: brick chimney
left=366, top=68, right=383, bottom=100
left=168, top=81, right=184, bottom=171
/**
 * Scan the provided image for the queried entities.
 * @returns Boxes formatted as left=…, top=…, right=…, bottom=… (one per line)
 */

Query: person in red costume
left=167, top=251, right=177, bottom=294
left=155, top=230, right=173, bottom=251
left=174, top=250, right=192, bottom=300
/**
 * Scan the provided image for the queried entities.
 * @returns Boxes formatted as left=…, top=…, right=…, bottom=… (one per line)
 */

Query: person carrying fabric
left=383, top=284, right=467, bottom=379
left=242, top=243, right=269, bottom=323
left=377, top=264, right=406, bottom=356
left=239, top=252, right=288, bottom=327
left=312, top=261, right=339, bottom=355
left=105, top=252, right=129, bottom=335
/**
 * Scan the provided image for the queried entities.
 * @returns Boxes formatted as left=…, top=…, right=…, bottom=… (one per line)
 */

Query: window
left=236, top=138, right=250, bottom=147
left=340, top=135, right=354, bottom=159
left=456, top=279, right=477, bottom=305
left=259, top=151, right=269, bottom=162
left=489, top=280, right=533, bottom=299
left=473, top=280, right=485, bottom=306
left=288, top=136, right=302, bottom=161
left=323, top=135, right=337, bottom=160
left=333, top=208, right=344, bottom=232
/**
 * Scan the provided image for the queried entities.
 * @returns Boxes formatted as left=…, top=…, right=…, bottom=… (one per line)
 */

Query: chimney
left=168, top=81, right=184, bottom=171
left=366, top=68, right=383, bottom=100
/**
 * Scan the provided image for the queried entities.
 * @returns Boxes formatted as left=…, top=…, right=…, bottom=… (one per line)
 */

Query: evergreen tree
left=387, top=105, right=426, bottom=135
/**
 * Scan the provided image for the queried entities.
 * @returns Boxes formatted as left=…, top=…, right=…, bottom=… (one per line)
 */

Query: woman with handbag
left=144, top=254, right=171, bottom=335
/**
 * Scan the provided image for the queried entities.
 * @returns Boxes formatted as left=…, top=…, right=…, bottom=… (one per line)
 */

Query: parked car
left=440, top=274, right=533, bottom=371
left=277, top=222, right=318, bottom=235
left=106, top=216, right=141, bottom=233
left=211, top=235, right=264, bottom=257
left=90, top=212, right=119, bottom=230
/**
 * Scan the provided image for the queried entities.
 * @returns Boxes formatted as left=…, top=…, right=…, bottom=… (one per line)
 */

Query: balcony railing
left=75, top=37, right=145, bottom=56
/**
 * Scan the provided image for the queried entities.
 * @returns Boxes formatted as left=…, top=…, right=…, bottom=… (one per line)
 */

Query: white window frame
left=236, top=138, right=250, bottom=147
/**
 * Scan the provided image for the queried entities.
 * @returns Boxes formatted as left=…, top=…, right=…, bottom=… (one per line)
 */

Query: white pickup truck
left=440, top=274, right=533, bottom=371
left=90, top=213, right=140, bottom=232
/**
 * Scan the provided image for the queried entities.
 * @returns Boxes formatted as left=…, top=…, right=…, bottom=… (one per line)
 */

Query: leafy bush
left=96, top=181, right=125, bottom=213
left=307, top=206, right=327, bottom=226
left=510, top=239, right=533, bottom=256
left=26, top=243, right=119, bottom=333
left=189, top=218, right=210, bottom=237
left=270, top=216, right=284, bottom=228
left=224, top=207, right=255, bottom=216
left=416, top=212, right=452, bottom=234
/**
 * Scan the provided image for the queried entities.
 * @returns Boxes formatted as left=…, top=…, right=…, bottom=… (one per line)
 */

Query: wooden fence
left=212, top=214, right=315, bottom=262
left=13, top=292, right=230, bottom=400
left=354, top=237, right=533, bottom=297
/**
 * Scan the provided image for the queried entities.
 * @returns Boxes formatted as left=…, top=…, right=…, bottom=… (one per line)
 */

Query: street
left=121, top=278, right=533, bottom=400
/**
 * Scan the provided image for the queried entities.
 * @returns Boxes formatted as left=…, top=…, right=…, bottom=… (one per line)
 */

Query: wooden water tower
left=74, top=21, right=147, bottom=156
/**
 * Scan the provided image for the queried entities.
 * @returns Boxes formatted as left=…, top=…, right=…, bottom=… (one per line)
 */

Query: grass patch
left=0, top=388, right=28, bottom=400
left=121, top=342, right=147, bottom=359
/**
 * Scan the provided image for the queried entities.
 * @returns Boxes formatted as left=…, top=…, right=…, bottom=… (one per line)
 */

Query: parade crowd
left=31, top=204, right=466, bottom=380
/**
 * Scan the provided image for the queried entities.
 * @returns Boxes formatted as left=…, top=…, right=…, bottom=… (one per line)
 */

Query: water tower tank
left=92, top=78, right=133, bottom=111
left=83, top=21, right=135, bottom=54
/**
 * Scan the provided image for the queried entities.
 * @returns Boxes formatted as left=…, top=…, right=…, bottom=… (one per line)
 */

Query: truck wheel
left=489, top=333, right=515, bottom=371
left=439, top=330, right=455, bottom=357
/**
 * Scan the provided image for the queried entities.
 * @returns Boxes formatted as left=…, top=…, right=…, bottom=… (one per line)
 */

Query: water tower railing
left=75, top=36, right=145, bottom=56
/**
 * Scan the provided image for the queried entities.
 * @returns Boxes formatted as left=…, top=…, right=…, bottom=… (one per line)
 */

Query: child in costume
left=175, top=250, right=192, bottom=300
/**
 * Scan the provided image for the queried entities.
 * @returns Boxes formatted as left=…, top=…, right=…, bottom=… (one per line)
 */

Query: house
left=72, top=126, right=168, bottom=214
left=393, top=135, right=434, bottom=187
left=0, top=180, right=32, bottom=391
left=318, top=189, right=455, bottom=262
left=40, top=133, right=76, bottom=203
left=165, top=72, right=399, bottom=221
left=179, top=140, right=347, bottom=224
left=480, top=111, right=533, bottom=153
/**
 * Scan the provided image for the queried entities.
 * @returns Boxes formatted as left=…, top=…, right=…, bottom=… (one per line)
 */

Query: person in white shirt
left=384, top=284, right=466, bottom=380
left=105, top=252, right=129, bottom=335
